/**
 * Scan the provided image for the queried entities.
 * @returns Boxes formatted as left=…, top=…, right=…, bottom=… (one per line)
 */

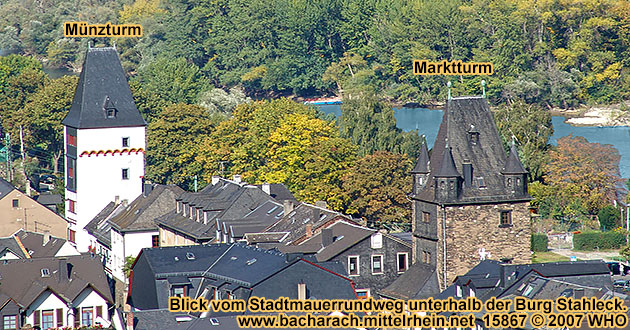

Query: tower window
left=422, top=212, right=430, bottom=223
left=122, top=168, right=129, bottom=180
left=122, top=137, right=129, bottom=147
left=500, top=210, right=512, bottom=227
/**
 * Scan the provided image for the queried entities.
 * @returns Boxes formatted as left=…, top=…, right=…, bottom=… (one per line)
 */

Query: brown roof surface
left=0, top=254, right=113, bottom=307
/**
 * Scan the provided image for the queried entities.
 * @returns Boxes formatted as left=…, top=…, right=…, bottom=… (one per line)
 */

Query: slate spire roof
left=434, top=147, right=460, bottom=178
left=414, top=96, right=530, bottom=203
left=411, top=141, right=430, bottom=174
left=62, top=47, right=146, bottom=129
left=502, top=144, right=527, bottom=174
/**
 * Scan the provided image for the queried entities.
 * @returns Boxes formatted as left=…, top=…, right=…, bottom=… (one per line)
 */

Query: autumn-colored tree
left=544, top=135, right=622, bottom=216
left=341, top=151, right=412, bottom=228
left=146, top=103, right=223, bottom=190
left=196, top=98, right=315, bottom=183
left=262, top=113, right=357, bottom=208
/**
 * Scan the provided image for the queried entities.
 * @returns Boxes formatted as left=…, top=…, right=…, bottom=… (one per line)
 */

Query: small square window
left=173, top=286, right=186, bottom=297
left=422, top=251, right=431, bottom=264
left=12, top=199, right=19, bottom=208
left=122, top=137, right=129, bottom=148
left=122, top=168, right=129, bottom=180
left=106, top=109, right=116, bottom=118
left=422, top=211, right=430, bottom=223
left=69, top=200, right=76, bottom=213
left=397, top=253, right=408, bottom=273
left=477, top=177, right=487, bottom=188
left=152, top=235, right=159, bottom=248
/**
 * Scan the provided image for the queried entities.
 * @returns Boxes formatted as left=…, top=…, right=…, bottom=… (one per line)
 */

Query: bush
left=598, top=205, right=620, bottom=231
left=531, top=234, right=548, bottom=252
left=573, top=231, right=627, bottom=250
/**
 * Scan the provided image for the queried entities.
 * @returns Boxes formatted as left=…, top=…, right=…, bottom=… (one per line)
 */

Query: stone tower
left=411, top=96, right=531, bottom=289
left=62, top=47, right=147, bottom=252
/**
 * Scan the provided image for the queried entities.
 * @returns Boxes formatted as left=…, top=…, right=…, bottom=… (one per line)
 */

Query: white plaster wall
left=124, top=231, right=157, bottom=258
left=66, top=126, right=145, bottom=252
left=25, top=291, right=68, bottom=327
left=55, top=242, right=81, bottom=257
left=77, top=126, right=146, bottom=152
left=74, top=288, right=110, bottom=325
left=111, top=229, right=125, bottom=282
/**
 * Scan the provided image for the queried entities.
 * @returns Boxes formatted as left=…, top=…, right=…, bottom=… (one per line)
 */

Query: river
left=318, top=105, right=630, bottom=178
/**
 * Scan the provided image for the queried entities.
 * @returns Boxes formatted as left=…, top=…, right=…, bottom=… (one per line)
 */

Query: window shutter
left=34, top=310, right=40, bottom=326
left=73, top=308, right=80, bottom=327
left=56, top=309, right=63, bottom=327
left=96, top=306, right=103, bottom=318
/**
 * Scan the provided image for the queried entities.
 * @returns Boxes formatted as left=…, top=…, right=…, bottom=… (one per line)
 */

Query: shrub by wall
left=531, top=234, right=548, bottom=252
left=573, top=231, right=627, bottom=250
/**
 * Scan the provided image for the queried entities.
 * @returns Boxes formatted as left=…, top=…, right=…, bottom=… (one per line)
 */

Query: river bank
left=551, top=104, right=630, bottom=127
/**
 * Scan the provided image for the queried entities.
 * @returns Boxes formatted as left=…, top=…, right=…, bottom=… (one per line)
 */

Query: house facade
left=0, top=255, right=114, bottom=329
left=62, top=46, right=147, bottom=252
left=411, top=96, right=532, bottom=289
left=0, top=178, right=69, bottom=239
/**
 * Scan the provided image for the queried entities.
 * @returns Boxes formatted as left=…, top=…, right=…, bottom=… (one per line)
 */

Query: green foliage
left=573, top=231, right=627, bottom=251
left=123, top=255, right=137, bottom=279
left=598, top=206, right=621, bottom=231
left=134, top=57, right=210, bottom=104
left=339, top=93, right=422, bottom=159
left=146, top=103, right=224, bottom=190
left=531, top=234, right=548, bottom=252
left=493, top=100, right=553, bottom=181
left=197, top=87, right=251, bottom=114
left=341, top=151, right=412, bottom=227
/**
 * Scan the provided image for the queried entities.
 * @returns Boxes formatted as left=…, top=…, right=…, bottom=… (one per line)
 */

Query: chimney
left=297, top=283, right=307, bottom=300
left=232, top=174, right=242, bottom=183
left=283, top=200, right=294, bottom=215
left=143, top=181, right=153, bottom=197
left=126, top=310, right=134, bottom=330
left=315, top=201, right=328, bottom=209
left=321, top=228, right=333, bottom=247
left=312, top=209, right=321, bottom=222
left=58, top=258, right=69, bottom=282
left=463, top=162, right=473, bottom=187
left=114, top=195, right=120, bottom=204
left=306, top=224, right=313, bottom=238
left=262, top=183, right=271, bottom=195
left=211, top=175, right=221, bottom=185
left=43, top=231, right=50, bottom=246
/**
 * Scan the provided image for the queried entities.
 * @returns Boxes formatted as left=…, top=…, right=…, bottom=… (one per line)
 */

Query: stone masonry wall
left=435, top=201, right=531, bottom=287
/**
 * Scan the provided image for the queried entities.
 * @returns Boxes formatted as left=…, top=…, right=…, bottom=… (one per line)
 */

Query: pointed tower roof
left=62, top=47, right=146, bottom=129
left=502, top=144, right=527, bottom=174
left=411, top=142, right=430, bottom=174
left=434, top=147, right=461, bottom=178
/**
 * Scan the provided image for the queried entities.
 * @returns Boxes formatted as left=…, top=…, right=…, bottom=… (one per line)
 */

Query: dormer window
left=468, top=125, right=480, bottom=145
left=103, top=96, right=117, bottom=118
left=477, top=177, right=486, bottom=188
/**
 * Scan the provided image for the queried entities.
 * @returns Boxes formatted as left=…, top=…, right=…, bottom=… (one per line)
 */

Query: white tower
left=62, top=47, right=147, bottom=252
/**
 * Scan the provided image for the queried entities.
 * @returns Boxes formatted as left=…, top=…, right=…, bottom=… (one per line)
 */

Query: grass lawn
left=532, top=251, right=572, bottom=263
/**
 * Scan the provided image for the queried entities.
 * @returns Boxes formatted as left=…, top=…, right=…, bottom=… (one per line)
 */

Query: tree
left=339, top=93, right=422, bottom=159
left=341, top=151, right=412, bottom=228
left=598, top=205, right=621, bottom=231
left=493, top=99, right=553, bottom=181
left=23, top=75, right=79, bottom=174
left=544, top=135, right=622, bottom=216
left=134, top=57, right=210, bottom=104
left=146, top=103, right=223, bottom=190
left=197, top=87, right=251, bottom=114
left=262, top=113, right=357, bottom=208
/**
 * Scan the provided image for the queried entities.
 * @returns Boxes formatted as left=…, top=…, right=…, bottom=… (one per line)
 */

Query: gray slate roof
left=0, top=254, right=113, bottom=307
left=109, top=185, right=184, bottom=232
left=0, top=236, right=28, bottom=259
left=14, top=229, right=69, bottom=258
left=62, top=47, right=146, bottom=129
left=414, top=97, right=530, bottom=203
left=502, top=144, right=528, bottom=174
left=33, top=193, right=63, bottom=206
left=379, top=262, right=440, bottom=300
left=411, top=142, right=430, bottom=174
left=84, top=201, right=123, bottom=248
left=0, top=177, right=15, bottom=199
